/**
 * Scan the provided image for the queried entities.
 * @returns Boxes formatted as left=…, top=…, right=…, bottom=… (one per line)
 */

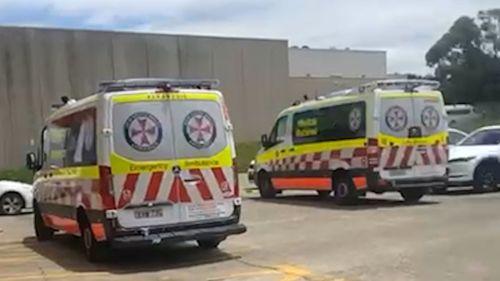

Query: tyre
left=0, top=192, right=24, bottom=215
left=333, top=175, right=357, bottom=205
left=34, top=203, right=54, bottom=241
left=197, top=238, right=224, bottom=249
left=473, top=163, right=499, bottom=193
left=257, top=172, right=276, bottom=199
left=400, top=188, right=426, bottom=203
left=317, top=190, right=331, bottom=200
left=79, top=215, right=109, bottom=262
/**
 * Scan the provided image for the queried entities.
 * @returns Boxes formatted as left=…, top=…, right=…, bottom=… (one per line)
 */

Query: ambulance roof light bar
left=97, top=78, right=220, bottom=93
left=362, top=79, right=440, bottom=93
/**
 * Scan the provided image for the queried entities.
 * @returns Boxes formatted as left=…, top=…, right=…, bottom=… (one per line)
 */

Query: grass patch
left=235, top=141, right=261, bottom=172
left=0, top=168, right=33, bottom=184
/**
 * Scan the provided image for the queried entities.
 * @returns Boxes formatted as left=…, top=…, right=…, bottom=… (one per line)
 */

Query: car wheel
left=473, top=163, right=499, bottom=193
left=79, top=215, right=109, bottom=262
left=0, top=192, right=24, bottom=215
left=34, top=203, right=54, bottom=241
left=257, top=173, right=276, bottom=199
left=400, top=188, right=426, bottom=203
left=197, top=237, right=225, bottom=249
left=333, top=175, right=357, bottom=205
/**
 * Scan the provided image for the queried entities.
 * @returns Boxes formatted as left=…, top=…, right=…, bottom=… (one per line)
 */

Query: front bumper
left=447, top=161, right=474, bottom=185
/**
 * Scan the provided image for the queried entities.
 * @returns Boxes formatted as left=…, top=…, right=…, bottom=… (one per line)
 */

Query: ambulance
left=254, top=79, right=448, bottom=204
left=26, top=78, right=246, bottom=262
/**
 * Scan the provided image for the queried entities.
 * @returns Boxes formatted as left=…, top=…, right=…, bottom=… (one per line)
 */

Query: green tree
left=425, top=11, right=500, bottom=103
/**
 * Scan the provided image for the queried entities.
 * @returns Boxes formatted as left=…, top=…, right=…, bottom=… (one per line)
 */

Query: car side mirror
left=261, top=134, right=270, bottom=148
left=26, top=152, right=39, bottom=171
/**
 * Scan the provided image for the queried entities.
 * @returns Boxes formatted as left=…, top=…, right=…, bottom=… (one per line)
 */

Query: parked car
left=447, top=125, right=500, bottom=192
left=247, top=160, right=256, bottom=185
left=445, top=104, right=482, bottom=129
left=0, top=181, right=33, bottom=215
left=448, top=128, right=468, bottom=145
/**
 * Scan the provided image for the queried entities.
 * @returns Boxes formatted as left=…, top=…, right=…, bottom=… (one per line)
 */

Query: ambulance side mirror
left=261, top=134, right=270, bottom=148
left=25, top=152, right=39, bottom=171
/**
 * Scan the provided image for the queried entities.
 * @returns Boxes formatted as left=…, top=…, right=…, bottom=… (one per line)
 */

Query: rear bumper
left=368, top=171, right=447, bottom=191
left=111, top=222, right=246, bottom=248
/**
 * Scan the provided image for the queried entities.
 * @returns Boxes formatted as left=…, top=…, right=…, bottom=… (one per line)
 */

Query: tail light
left=232, top=158, right=240, bottom=198
left=99, top=166, right=116, bottom=210
left=367, top=138, right=380, bottom=168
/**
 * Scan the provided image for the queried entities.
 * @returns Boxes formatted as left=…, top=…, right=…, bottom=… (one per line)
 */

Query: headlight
left=449, top=156, right=476, bottom=163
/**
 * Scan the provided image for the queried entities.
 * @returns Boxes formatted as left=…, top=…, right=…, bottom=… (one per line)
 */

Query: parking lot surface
left=1, top=188, right=500, bottom=281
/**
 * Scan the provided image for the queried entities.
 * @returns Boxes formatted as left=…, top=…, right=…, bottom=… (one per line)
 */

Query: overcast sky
left=0, top=0, right=498, bottom=74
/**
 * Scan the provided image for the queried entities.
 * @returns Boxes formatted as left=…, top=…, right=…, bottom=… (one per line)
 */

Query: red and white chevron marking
left=114, top=167, right=237, bottom=209
left=379, top=144, right=447, bottom=169
left=34, top=179, right=102, bottom=210
left=269, top=148, right=367, bottom=172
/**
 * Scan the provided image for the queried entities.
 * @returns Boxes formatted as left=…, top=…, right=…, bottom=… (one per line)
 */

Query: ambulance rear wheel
left=197, top=238, right=224, bottom=249
left=78, top=214, right=109, bottom=262
left=333, top=175, right=357, bottom=205
left=258, top=172, right=276, bottom=199
left=400, top=188, right=425, bottom=203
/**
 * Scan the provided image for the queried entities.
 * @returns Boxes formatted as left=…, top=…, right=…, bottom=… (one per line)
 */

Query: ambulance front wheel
left=333, top=175, right=357, bottom=205
left=34, top=202, right=54, bottom=241
left=400, top=188, right=425, bottom=203
left=257, top=172, right=276, bottom=199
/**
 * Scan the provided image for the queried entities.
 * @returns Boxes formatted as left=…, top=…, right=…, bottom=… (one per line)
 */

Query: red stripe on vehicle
left=117, top=173, right=139, bottom=208
left=99, top=166, right=115, bottom=209
left=190, top=169, right=214, bottom=201
left=432, top=145, right=442, bottom=164
left=212, top=167, right=232, bottom=196
left=420, top=150, right=431, bottom=165
left=400, top=146, right=413, bottom=168
left=330, top=150, right=341, bottom=159
left=144, top=172, right=163, bottom=202
left=385, top=147, right=398, bottom=168
left=168, top=176, right=191, bottom=203
left=313, top=152, right=322, bottom=161
left=353, top=148, right=366, bottom=157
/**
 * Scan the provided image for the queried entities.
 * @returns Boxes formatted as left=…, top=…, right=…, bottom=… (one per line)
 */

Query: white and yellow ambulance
left=254, top=79, right=448, bottom=204
left=26, top=78, right=246, bottom=262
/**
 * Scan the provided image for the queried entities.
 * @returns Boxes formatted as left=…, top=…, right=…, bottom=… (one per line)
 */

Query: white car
left=448, top=126, right=500, bottom=192
left=0, top=181, right=33, bottom=215
left=445, top=104, right=482, bottom=128
left=448, top=128, right=467, bottom=145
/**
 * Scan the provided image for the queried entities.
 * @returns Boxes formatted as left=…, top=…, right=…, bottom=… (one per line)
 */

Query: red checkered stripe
left=35, top=179, right=102, bottom=210
left=114, top=167, right=236, bottom=209
left=379, top=144, right=447, bottom=169
left=268, top=148, right=368, bottom=172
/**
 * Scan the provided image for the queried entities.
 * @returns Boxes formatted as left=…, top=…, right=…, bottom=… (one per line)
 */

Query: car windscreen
left=459, top=129, right=500, bottom=146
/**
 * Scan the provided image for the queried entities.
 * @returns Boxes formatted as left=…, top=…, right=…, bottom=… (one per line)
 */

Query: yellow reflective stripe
left=110, top=146, right=233, bottom=174
left=380, top=92, right=441, bottom=100
left=111, top=92, right=219, bottom=103
left=49, top=166, right=99, bottom=180
left=377, top=132, right=447, bottom=147
left=256, top=138, right=367, bottom=163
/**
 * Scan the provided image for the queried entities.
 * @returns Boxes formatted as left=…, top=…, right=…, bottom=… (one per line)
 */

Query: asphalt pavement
left=1, top=186, right=500, bottom=281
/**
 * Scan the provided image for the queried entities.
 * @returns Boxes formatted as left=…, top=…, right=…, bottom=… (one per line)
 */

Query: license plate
left=389, top=169, right=408, bottom=176
left=134, top=208, right=163, bottom=219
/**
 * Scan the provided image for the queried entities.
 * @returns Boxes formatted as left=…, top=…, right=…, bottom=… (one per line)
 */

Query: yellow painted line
left=206, top=270, right=277, bottom=281
left=0, top=256, right=37, bottom=263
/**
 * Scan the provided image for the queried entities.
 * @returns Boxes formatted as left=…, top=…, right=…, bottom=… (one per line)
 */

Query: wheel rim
left=480, top=170, right=495, bottom=189
left=83, top=228, right=92, bottom=250
left=336, top=182, right=349, bottom=198
left=2, top=196, right=22, bottom=214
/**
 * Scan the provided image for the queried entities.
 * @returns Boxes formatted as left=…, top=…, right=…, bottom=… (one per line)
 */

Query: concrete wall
left=0, top=26, right=290, bottom=169
left=289, top=48, right=387, bottom=78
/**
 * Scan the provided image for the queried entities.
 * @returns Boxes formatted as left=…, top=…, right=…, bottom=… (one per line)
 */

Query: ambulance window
left=47, top=108, right=97, bottom=168
left=170, top=100, right=227, bottom=158
left=269, top=116, right=288, bottom=145
left=293, top=102, right=366, bottom=144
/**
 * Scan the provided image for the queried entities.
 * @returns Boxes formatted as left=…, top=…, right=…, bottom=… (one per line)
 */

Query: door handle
left=280, top=149, right=286, bottom=153
left=289, top=148, right=295, bottom=152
